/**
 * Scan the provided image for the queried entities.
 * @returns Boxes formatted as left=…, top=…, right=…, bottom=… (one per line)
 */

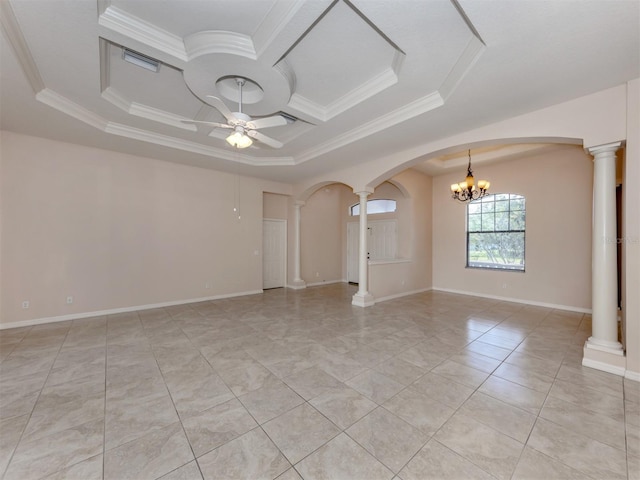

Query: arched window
left=467, top=193, right=525, bottom=271
left=350, top=199, right=397, bottom=216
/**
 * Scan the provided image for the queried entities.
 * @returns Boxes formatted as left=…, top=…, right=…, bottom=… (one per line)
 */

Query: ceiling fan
left=183, top=77, right=287, bottom=149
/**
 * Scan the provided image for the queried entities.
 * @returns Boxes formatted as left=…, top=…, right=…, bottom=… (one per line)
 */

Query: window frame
left=466, top=193, right=526, bottom=272
left=349, top=199, right=397, bottom=216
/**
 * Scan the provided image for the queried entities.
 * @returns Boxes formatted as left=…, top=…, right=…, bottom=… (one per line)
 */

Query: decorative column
left=291, top=200, right=306, bottom=289
left=583, top=141, right=625, bottom=375
left=352, top=189, right=375, bottom=307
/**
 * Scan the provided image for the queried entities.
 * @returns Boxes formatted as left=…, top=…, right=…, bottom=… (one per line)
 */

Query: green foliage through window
left=467, top=193, right=525, bottom=271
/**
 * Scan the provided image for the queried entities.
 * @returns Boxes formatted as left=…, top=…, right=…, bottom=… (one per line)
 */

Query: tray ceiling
left=1, top=0, right=638, bottom=183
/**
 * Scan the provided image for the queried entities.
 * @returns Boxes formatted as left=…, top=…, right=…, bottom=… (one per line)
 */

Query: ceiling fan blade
left=181, top=120, right=233, bottom=129
left=205, top=96, right=239, bottom=124
left=246, top=115, right=287, bottom=130
left=247, top=130, right=283, bottom=149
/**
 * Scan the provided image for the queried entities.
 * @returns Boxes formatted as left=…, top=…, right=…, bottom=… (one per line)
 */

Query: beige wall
left=299, top=184, right=346, bottom=284
left=263, top=192, right=289, bottom=220
left=433, top=145, right=593, bottom=311
left=623, top=78, right=640, bottom=377
left=0, top=131, right=290, bottom=326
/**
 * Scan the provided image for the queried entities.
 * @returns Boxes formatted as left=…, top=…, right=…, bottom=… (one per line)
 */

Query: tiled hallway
left=0, top=284, right=638, bottom=479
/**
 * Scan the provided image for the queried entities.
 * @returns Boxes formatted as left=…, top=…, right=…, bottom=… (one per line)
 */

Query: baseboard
left=0, top=290, right=263, bottom=330
left=374, top=287, right=433, bottom=303
left=431, top=287, right=592, bottom=314
left=582, top=357, right=627, bottom=377
left=625, top=370, right=640, bottom=382
left=305, top=279, right=346, bottom=288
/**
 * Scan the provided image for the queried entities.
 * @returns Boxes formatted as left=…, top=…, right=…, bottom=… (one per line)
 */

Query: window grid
left=467, top=193, right=525, bottom=271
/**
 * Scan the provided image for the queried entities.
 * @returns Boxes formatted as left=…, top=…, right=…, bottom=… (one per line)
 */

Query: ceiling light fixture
left=122, top=48, right=160, bottom=72
left=226, top=128, right=253, bottom=148
left=451, top=149, right=490, bottom=202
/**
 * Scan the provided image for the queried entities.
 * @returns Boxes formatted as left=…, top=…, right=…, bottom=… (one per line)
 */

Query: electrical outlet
left=205, top=282, right=211, bottom=289
left=316, top=272, right=320, bottom=277
left=502, top=283, right=507, bottom=289
left=66, top=296, right=73, bottom=304
left=22, top=300, right=29, bottom=309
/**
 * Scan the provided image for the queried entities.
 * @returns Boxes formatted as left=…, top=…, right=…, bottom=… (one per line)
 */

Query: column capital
left=294, top=200, right=306, bottom=207
left=354, top=187, right=374, bottom=197
left=588, top=141, right=623, bottom=156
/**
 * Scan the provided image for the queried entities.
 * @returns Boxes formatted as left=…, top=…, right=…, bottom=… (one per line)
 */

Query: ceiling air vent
left=122, top=48, right=160, bottom=72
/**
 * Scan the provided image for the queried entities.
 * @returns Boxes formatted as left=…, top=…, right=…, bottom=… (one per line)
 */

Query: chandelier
left=451, top=149, right=490, bottom=202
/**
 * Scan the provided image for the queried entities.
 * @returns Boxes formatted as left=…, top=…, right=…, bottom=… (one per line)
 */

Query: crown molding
left=295, top=91, right=444, bottom=164
left=184, top=31, right=256, bottom=60
left=253, top=0, right=307, bottom=58
left=0, top=0, right=45, bottom=93
left=36, top=89, right=108, bottom=130
left=99, top=5, right=188, bottom=62
left=439, top=35, right=485, bottom=101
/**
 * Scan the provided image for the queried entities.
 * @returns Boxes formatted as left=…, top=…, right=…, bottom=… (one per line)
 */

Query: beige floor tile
left=346, top=370, right=405, bottom=404
left=0, top=287, right=637, bottom=480
left=238, top=381, right=304, bottom=424
left=465, top=340, right=513, bottom=361
left=431, top=360, right=490, bottom=388
left=40, top=454, right=103, bottom=480
left=434, top=412, right=524, bottom=480
left=282, top=366, right=344, bottom=400
left=4, top=418, right=103, bottom=480
left=540, top=395, right=627, bottom=450
left=511, top=447, right=591, bottom=480
left=528, top=418, right=627, bottom=480
left=262, top=403, right=340, bottom=464
left=398, top=439, right=495, bottom=480
left=197, top=428, right=290, bottom=480
left=105, top=393, right=179, bottom=450
left=629, top=454, right=640, bottom=480
left=459, top=392, right=536, bottom=443
left=372, top=357, right=427, bottom=386
left=492, top=361, right=554, bottom=393
left=295, top=433, right=394, bottom=480
left=383, top=387, right=455, bottom=436
left=309, top=384, right=377, bottom=429
left=346, top=407, right=428, bottom=473
left=410, top=372, right=475, bottom=409
left=181, top=398, right=258, bottom=457
left=548, top=378, right=625, bottom=421
left=479, top=375, right=547, bottom=415
left=447, top=350, right=502, bottom=373
left=0, top=414, right=29, bottom=475
left=104, top=422, right=193, bottom=480
left=157, top=460, right=203, bottom=480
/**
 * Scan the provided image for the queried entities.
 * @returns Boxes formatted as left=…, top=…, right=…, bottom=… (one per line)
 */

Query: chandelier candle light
left=451, top=149, right=490, bottom=202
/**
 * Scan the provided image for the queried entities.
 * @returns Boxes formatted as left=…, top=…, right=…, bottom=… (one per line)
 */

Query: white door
left=263, top=219, right=286, bottom=289
left=347, top=220, right=397, bottom=284
left=347, top=222, right=359, bottom=283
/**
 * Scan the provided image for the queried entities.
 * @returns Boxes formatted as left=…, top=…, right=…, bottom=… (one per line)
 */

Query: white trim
left=286, top=283, right=307, bottom=290
left=625, top=370, right=640, bottom=382
left=374, top=287, right=432, bottom=303
left=582, top=357, right=626, bottom=377
left=432, top=287, right=592, bottom=314
left=305, top=279, right=346, bottom=287
left=0, top=290, right=263, bottom=330
left=369, top=258, right=411, bottom=266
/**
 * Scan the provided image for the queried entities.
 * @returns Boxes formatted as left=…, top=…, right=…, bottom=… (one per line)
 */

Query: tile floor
left=0, top=284, right=638, bottom=480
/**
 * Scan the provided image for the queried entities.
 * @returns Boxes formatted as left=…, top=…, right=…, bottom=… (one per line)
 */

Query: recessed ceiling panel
left=283, top=0, right=400, bottom=106
left=109, top=0, right=277, bottom=37
left=107, top=42, right=203, bottom=118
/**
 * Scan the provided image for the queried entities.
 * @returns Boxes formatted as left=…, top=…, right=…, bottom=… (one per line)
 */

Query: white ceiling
left=1, top=0, right=638, bottom=183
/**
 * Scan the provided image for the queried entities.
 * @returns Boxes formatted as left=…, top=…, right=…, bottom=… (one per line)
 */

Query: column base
left=352, top=292, right=375, bottom=308
left=289, top=279, right=307, bottom=290
left=582, top=340, right=626, bottom=377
